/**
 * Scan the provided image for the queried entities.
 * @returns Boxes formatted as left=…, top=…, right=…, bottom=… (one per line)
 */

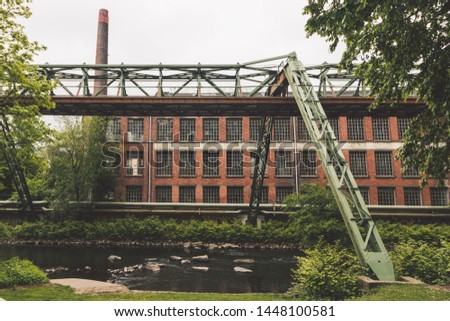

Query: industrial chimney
left=94, top=8, right=108, bottom=95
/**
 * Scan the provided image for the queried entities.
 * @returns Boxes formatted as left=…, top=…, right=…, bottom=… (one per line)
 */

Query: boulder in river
left=192, top=255, right=209, bottom=262
left=108, top=255, right=122, bottom=262
left=233, top=259, right=255, bottom=264
left=145, top=264, right=161, bottom=272
left=169, top=255, right=183, bottom=261
left=181, top=259, right=191, bottom=265
left=192, top=266, right=209, bottom=272
left=234, top=266, right=253, bottom=273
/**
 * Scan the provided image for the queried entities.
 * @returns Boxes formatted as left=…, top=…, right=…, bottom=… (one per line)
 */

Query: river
left=0, top=245, right=299, bottom=293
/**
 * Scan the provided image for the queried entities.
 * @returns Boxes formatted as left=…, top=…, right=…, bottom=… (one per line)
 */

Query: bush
left=390, top=241, right=450, bottom=285
left=0, top=222, right=11, bottom=239
left=284, top=184, right=350, bottom=247
left=289, top=241, right=364, bottom=300
left=0, top=257, right=48, bottom=288
left=377, top=221, right=450, bottom=246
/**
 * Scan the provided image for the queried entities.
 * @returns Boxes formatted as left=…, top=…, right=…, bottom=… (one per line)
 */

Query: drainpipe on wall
left=292, top=116, right=299, bottom=194
left=148, top=116, right=152, bottom=202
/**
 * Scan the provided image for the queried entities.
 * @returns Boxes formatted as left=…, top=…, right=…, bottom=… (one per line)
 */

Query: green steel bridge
left=3, top=53, right=427, bottom=281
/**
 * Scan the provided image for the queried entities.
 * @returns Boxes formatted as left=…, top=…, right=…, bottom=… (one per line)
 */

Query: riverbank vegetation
left=0, top=257, right=48, bottom=288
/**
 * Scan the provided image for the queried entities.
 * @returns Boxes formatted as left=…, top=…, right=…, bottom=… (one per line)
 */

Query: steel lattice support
left=0, top=118, right=34, bottom=211
left=282, top=53, right=394, bottom=281
left=248, top=116, right=274, bottom=225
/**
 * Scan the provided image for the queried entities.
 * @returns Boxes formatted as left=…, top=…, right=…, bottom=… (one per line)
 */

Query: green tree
left=303, top=1, right=449, bottom=185
left=47, top=117, right=117, bottom=216
left=0, top=0, right=54, bottom=197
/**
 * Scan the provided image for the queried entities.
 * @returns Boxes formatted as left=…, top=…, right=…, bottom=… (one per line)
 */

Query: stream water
left=0, top=245, right=299, bottom=293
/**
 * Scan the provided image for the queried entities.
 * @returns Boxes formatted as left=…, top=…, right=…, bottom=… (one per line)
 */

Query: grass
left=0, top=283, right=449, bottom=301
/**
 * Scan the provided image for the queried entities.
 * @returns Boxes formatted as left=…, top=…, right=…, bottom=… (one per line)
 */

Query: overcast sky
left=22, top=0, right=344, bottom=65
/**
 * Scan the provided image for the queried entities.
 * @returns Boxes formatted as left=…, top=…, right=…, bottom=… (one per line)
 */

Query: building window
left=157, top=118, right=173, bottom=142
left=127, top=118, right=144, bottom=142
left=155, top=151, right=172, bottom=177
left=126, top=186, right=142, bottom=202
left=260, top=186, right=269, bottom=204
left=226, top=151, right=243, bottom=176
left=275, top=151, right=293, bottom=177
left=349, top=151, right=367, bottom=177
left=203, top=151, right=220, bottom=177
left=179, top=186, right=196, bottom=203
left=329, top=117, right=340, bottom=140
left=180, top=118, right=196, bottom=142
left=347, top=117, right=365, bottom=141
left=274, top=117, right=291, bottom=141
left=404, top=187, right=422, bottom=206
left=397, top=117, right=412, bottom=140
left=359, top=187, right=370, bottom=205
left=377, top=187, right=396, bottom=205
left=107, top=118, right=121, bottom=141
left=126, top=150, right=144, bottom=176
left=430, top=187, right=449, bottom=206
left=203, top=118, right=219, bottom=141
left=203, top=186, right=220, bottom=203
left=375, top=151, right=393, bottom=177
left=227, top=186, right=244, bottom=203
left=179, top=151, right=196, bottom=177
left=300, top=150, right=318, bottom=177
left=372, top=117, right=391, bottom=141
left=276, top=186, right=293, bottom=204
left=155, top=186, right=172, bottom=202
left=402, top=162, right=420, bottom=177
left=250, top=118, right=261, bottom=141
left=226, top=118, right=242, bottom=142
left=298, top=116, right=311, bottom=141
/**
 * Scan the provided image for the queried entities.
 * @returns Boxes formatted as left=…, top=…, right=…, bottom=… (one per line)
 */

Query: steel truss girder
left=0, top=118, right=34, bottom=211
left=283, top=53, right=394, bottom=281
left=248, top=116, right=274, bottom=225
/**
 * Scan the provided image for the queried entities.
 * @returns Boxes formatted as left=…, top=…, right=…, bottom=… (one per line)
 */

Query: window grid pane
left=430, top=188, right=448, bottom=206
left=276, top=186, right=293, bottom=204
left=227, top=186, right=244, bottom=203
left=226, top=118, right=242, bottom=141
left=375, top=151, right=393, bottom=177
left=275, top=151, right=293, bottom=177
left=349, top=151, right=367, bottom=177
left=203, top=151, right=220, bottom=177
left=126, top=186, right=142, bottom=202
left=107, top=118, right=121, bottom=141
left=297, top=117, right=311, bottom=141
left=155, top=151, right=172, bottom=176
left=226, top=151, right=243, bottom=176
left=359, top=187, right=370, bottom=204
left=300, top=150, right=318, bottom=177
left=155, top=186, right=172, bottom=202
left=402, top=162, right=420, bottom=177
left=180, top=118, right=196, bottom=142
left=128, top=118, right=144, bottom=142
left=203, top=118, right=219, bottom=141
left=274, top=117, right=291, bottom=141
left=377, top=187, right=396, bottom=205
left=260, top=186, right=269, bottom=204
left=157, top=118, right=173, bottom=142
left=347, top=117, right=365, bottom=141
left=329, top=117, right=340, bottom=140
left=179, top=151, right=196, bottom=177
left=250, top=118, right=261, bottom=141
left=126, top=150, right=144, bottom=176
left=203, top=186, right=220, bottom=203
left=372, top=117, right=391, bottom=141
left=179, top=186, right=196, bottom=203
left=397, top=117, right=412, bottom=140
left=404, top=187, right=422, bottom=206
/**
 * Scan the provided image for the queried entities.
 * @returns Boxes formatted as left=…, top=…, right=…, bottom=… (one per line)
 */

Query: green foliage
left=289, top=241, right=364, bottom=300
left=47, top=117, right=117, bottom=214
left=377, top=221, right=450, bottom=246
left=390, top=241, right=450, bottom=285
left=303, top=1, right=449, bottom=185
left=284, top=183, right=350, bottom=246
left=0, top=222, right=11, bottom=239
left=0, top=0, right=54, bottom=195
left=0, top=257, right=48, bottom=288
